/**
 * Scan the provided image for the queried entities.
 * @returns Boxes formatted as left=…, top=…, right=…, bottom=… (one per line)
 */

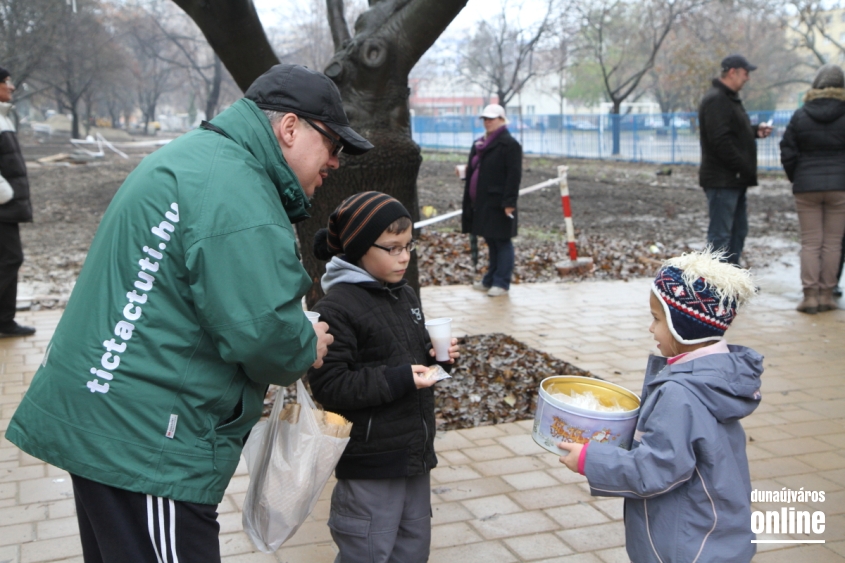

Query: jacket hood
left=321, top=255, right=408, bottom=296
left=802, top=88, right=845, bottom=123
left=648, top=345, right=762, bottom=422
left=209, top=98, right=311, bottom=223
left=321, top=256, right=377, bottom=292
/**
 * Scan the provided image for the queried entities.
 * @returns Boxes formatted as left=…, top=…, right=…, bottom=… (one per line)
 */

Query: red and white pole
left=558, top=165, right=578, bottom=261
left=555, top=165, right=594, bottom=275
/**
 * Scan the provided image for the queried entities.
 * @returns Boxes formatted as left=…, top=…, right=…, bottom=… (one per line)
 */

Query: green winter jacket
left=7, top=99, right=317, bottom=505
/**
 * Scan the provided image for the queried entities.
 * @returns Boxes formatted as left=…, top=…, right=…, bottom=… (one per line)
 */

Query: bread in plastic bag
left=242, top=379, right=351, bottom=552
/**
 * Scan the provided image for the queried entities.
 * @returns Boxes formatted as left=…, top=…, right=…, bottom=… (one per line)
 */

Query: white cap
left=480, top=103, right=507, bottom=122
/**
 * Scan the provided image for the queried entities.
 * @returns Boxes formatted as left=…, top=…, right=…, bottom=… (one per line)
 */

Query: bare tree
left=0, top=0, right=62, bottom=90
left=647, top=0, right=806, bottom=114
left=117, top=5, right=178, bottom=134
left=575, top=0, right=708, bottom=153
left=172, top=0, right=469, bottom=303
left=783, top=0, right=845, bottom=67
left=457, top=1, right=554, bottom=109
left=266, top=0, right=366, bottom=71
left=32, top=0, right=122, bottom=138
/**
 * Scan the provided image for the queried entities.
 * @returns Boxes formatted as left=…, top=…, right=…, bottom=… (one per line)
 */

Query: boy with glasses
left=308, top=191, right=460, bottom=563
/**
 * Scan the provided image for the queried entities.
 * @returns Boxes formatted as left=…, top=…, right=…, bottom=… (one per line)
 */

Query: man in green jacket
left=6, top=64, right=372, bottom=562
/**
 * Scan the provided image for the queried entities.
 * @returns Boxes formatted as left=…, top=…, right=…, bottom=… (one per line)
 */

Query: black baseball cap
left=245, top=64, right=373, bottom=155
left=721, top=55, right=757, bottom=73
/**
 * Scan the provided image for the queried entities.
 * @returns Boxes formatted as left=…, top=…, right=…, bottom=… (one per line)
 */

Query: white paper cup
left=425, top=317, right=452, bottom=361
left=304, top=311, right=320, bottom=325
left=455, top=164, right=467, bottom=180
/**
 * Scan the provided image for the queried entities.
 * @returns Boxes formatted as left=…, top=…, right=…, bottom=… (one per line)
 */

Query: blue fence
left=411, top=110, right=794, bottom=170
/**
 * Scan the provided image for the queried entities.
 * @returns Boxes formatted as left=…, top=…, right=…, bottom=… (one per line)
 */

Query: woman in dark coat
left=461, top=104, right=522, bottom=297
left=780, top=64, right=845, bottom=314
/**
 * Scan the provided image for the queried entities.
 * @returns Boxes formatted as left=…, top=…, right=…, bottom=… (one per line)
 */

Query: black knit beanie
left=0, top=67, right=9, bottom=83
left=313, top=192, right=411, bottom=263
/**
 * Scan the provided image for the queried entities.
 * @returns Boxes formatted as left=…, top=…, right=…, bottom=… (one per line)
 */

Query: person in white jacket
left=0, top=66, right=35, bottom=338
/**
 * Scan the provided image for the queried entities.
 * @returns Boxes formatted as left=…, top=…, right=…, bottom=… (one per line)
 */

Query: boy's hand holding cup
left=425, top=318, right=456, bottom=362
left=557, top=442, right=584, bottom=473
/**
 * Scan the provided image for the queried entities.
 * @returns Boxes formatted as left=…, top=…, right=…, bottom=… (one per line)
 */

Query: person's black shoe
left=834, top=286, right=843, bottom=298
left=0, top=323, right=36, bottom=338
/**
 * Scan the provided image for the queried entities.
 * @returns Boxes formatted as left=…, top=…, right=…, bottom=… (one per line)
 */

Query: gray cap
left=812, top=64, right=845, bottom=89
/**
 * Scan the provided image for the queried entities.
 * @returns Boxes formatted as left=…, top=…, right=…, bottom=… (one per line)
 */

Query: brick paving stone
left=469, top=510, right=559, bottom=540
left=751, top=545, right=845, bottom=562
left=19, top=536, right=82, bottom=563
left=272, top=543, right=338, bottom=563
left=510, top=484, right=593, bottom=511
left=471, top=455, right=549, bottom=477
left=432, top=476, right=514, bottom=502
left=220, top=553, right=277, bottom=563
left=430, top=521, right=483, bottom=549
left=595, top=546, right=630, bottom=563
left=429, top=539, right=519, bottom=562
left=501, top=470, right=562, bottom=491
left=555, top=521, right=626, bottom=552
left=544, top=503, right=610, bottom=529
left=503, top=532, right=575, bottom=560
left=430, top=464, right=483, bottom=485
left=462, top=444, right=515, bottom=462
left=431, top=501, right=473, bottom=525
left=34, top=517, right=78, bottom=541
left=461, top=494, right=523, bottom=518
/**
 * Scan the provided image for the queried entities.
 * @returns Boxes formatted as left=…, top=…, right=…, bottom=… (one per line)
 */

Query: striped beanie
left=313, top=192, right=411, bottom=262
left=652, top=249, right=756, bottom=345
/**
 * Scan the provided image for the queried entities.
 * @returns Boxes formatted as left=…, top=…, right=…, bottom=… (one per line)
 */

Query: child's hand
left=557, top=442, right=583, bottom=473
left=412, top=365, right=437, bottom=389
left=429, top=338, right=460, bottom=363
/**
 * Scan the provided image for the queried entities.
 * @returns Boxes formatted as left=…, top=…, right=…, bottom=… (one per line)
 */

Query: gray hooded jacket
left=584, top=345, right=763, bottom=563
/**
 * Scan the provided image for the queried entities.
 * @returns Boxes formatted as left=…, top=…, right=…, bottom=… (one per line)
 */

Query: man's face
left=0, top=78, right=15, bottom=103
left=725, top=68, right=750, bottom=92
left=275, top=116, right=341, bottom=198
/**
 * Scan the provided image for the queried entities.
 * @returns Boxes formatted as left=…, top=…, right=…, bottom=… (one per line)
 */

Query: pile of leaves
left=434, top=333, right=592, bottom=430
left=416, top=229, right=694, bottom=285
left=264, top=333, right=593, bottom=430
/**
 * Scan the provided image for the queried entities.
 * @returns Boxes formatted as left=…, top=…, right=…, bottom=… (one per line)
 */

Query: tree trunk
left=171, top=0, right=468, bottom=306
left=70, top=101, right=80, bottom=140
left=205, top=55, right=222, bottom=119
left=611, top=100, right=621, bottom=155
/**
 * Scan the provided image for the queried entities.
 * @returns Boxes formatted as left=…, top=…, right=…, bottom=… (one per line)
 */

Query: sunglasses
left=301, top=117, right=344, bottom=157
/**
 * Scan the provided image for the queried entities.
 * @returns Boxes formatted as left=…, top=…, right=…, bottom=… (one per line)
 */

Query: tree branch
left=326, top=0, right=352, bottom=51
left=170, top=0, right=278, bottom=91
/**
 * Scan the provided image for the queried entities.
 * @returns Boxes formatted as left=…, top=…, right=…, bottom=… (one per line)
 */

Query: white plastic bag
left=242, top=379, right=351, bottom=552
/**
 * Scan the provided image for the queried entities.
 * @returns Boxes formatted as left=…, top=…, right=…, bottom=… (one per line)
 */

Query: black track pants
left=71, top=474, right=221, bottom=563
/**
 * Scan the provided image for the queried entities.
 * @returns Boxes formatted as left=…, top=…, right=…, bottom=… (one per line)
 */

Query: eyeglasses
left=372, top=241, right=416, bottom=256
left=301, top=117, right=344, bottom=157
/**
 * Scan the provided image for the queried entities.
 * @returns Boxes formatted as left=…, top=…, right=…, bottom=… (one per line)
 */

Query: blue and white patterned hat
left=652, top=249, right=756, bottom=345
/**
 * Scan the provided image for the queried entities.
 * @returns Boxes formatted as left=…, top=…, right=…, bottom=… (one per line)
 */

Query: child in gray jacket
left=558, top=249, right=762, bottom=563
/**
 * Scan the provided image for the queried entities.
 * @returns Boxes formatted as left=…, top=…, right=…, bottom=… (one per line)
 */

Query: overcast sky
left=252, top=0, right=550, bottom=41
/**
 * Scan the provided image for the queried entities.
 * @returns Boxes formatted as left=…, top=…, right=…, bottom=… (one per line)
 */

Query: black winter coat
left=309, top=277, right=439, bottom=480
left=461, top=127, right=522, bottom=239
left=779, top=88, right=845, bottom=194
left=0, top=113, right=32, bottom=224
left=698, top=79, right=759, bottom=190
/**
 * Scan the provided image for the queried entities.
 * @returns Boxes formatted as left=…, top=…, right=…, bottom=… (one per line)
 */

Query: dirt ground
left=15, top=130, right=799, bottom=307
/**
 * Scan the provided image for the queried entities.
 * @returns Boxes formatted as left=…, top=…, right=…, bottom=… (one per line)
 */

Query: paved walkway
left=1, top=270, right=844, bottom=562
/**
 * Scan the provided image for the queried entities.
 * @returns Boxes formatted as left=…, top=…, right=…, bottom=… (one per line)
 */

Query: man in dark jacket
left=0, top=66, right=35, bottom=337
left=698, top=55, right=772, bottom=264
